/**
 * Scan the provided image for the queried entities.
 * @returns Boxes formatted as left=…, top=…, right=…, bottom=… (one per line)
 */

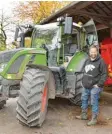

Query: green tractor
left=0, top=17, right=98, bottom=127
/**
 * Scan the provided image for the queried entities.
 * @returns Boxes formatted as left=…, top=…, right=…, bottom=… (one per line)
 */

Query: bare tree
left=0, top=9, right=13, bottom=50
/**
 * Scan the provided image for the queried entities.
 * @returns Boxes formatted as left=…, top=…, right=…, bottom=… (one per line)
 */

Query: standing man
left=76, top=45, right=107, bottom=126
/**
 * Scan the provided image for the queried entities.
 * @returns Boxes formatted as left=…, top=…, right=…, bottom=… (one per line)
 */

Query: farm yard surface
left=0, top=91, right=112, bottom=134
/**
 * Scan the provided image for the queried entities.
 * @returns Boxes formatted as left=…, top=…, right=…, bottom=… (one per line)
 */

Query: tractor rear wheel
left=16, top=68, right=48, bottom=127
left=69, top=72, right=84, bottom=106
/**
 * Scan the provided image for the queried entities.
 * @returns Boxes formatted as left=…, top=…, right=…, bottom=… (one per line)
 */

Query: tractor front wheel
left=16, top=68, right=48, bottom=127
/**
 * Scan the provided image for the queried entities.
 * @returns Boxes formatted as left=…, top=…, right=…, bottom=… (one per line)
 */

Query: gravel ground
left=0, top=92, right=112, bottom=134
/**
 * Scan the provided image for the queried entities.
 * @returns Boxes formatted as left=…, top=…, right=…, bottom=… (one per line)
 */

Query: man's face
left=89, top=48, right=98, bottom=59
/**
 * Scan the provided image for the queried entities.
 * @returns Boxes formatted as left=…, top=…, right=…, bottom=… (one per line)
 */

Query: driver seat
left=69, top=44, right=77, bottom=55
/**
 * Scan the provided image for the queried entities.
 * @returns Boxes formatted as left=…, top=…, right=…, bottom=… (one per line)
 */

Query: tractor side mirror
left=64, top=17, right=72, bottom=34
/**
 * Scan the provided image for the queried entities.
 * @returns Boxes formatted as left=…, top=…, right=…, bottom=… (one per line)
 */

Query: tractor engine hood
left=0, top=47, right=47, bottom=80
left=0, top=48, right=25, bottom=73
left=0, top=48, right=25, bottom=64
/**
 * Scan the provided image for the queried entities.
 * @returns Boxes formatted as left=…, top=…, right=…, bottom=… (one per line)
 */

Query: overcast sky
left=0, top=1, right=13, bottom=15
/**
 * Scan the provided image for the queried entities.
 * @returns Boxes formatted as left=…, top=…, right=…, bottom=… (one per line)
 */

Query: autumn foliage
left=14, top=1, right=70, bottom=24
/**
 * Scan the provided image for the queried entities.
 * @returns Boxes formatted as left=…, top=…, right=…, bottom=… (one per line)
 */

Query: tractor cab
left=14, top=17, right=98, bottom=69
left=31, top=17, right=98, bottom=69
left=31, top=22, right=79, bottom=67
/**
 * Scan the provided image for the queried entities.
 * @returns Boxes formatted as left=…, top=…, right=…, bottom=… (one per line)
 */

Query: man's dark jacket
left=82, top=55, right=107, bottom=89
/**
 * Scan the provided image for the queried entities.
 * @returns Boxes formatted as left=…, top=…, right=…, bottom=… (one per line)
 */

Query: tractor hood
left=0, top=48, right=25, bottom=73
left=0, top=47, right=47, bottom=79
left=0, top=48, right=25, bottom=64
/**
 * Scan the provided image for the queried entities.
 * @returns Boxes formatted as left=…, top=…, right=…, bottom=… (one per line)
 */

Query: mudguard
left=66, top=51, right=88, bottom=73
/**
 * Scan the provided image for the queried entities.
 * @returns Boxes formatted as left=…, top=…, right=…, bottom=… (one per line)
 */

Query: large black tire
left=0, top=98, right=6, bottom=109
left=0, top=85, right=7, bottom=109
left=69, top=72, right=84, bottom=106
left=16, top=68, right=48, bottom=127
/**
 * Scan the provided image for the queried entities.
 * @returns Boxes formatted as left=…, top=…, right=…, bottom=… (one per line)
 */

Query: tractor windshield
left=32, top=23, right=59, bottom=50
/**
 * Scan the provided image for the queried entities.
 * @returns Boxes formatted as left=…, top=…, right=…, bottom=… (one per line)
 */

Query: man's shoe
left=87, top=114, right=97, bottom=126
left=76, top=112, right=88, bottom=120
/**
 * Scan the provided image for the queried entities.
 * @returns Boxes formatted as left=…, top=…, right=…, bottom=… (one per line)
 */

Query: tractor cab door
left=83, top=19, right=98, bottom=47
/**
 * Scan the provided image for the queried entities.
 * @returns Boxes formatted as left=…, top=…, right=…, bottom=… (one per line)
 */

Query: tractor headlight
left=0, top=63, right=7, bottom=73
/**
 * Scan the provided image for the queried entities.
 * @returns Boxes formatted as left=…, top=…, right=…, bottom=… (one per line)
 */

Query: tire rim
left=41, top=84, right=48, bottom=112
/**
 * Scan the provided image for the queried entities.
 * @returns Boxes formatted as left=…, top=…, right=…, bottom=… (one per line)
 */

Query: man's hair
left=89, top=45, right=99, bottom=52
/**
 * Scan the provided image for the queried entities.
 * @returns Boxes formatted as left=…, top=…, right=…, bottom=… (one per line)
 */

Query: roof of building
left=40, top=1, right=112, bottom=27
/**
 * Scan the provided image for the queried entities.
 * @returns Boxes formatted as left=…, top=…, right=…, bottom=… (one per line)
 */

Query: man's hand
left=93, top=84, right=99, bottom=88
